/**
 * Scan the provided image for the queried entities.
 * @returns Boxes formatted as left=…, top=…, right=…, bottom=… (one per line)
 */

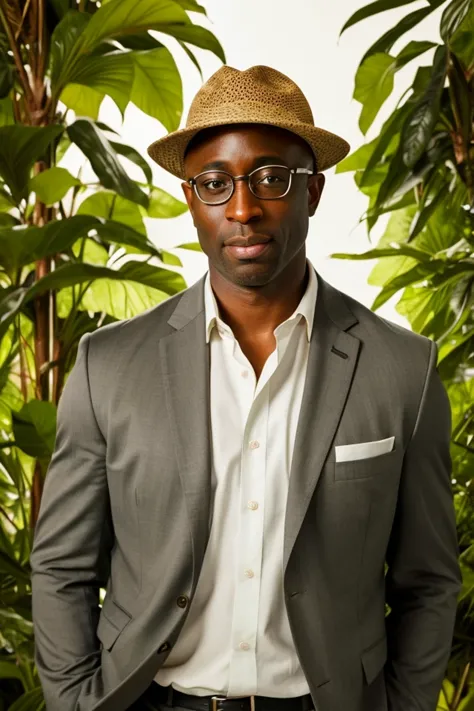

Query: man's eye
left=203, top=180, right=226, bottom=190
left=258, top=174, right=283, bottom=184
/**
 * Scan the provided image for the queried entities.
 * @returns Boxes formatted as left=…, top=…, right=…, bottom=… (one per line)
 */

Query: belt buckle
left=211, top=696, right=256, bottom=711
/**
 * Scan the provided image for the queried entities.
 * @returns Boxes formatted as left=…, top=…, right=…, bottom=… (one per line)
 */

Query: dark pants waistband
left=144, top=682, right=314, bottom=711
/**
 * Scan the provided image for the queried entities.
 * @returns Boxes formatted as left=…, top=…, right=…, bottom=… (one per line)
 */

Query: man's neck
left=209, top=259, right=309, bottom=341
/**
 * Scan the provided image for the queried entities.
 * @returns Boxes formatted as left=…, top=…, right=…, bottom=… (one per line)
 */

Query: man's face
left=182, top=124, right=325, bottom=288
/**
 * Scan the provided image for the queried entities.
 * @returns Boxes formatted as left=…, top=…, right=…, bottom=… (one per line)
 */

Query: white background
left=81, top=0, right=443, bottom=328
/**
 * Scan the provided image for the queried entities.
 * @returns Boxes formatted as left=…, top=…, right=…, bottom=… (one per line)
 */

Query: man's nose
left=224, top=180, right=263, bottom=224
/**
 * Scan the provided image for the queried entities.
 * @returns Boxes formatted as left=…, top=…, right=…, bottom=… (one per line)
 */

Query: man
left=31, top=65, right=462, bottom=711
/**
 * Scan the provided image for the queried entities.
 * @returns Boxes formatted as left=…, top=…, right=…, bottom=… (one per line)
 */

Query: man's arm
left=31, top=332, right=112, bottom=711
left=384, top=339, right=463, bottom=711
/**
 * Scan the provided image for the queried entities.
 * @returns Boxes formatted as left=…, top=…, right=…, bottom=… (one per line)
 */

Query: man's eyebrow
left=200, top=155, right=288, bottom=171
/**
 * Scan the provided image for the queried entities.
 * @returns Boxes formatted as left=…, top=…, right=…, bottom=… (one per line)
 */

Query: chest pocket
left=333, top=446, right=403, bottom=482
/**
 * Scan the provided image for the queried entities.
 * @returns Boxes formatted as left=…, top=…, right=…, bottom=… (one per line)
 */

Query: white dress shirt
left=155, top=259, right=318, bottom=698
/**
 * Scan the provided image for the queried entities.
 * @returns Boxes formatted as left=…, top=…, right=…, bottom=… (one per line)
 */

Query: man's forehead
left=184, top=123, right=313, bottom=167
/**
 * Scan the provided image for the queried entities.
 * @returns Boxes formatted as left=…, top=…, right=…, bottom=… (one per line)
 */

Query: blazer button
left=176, top=595, right=189, bottom=608
left=158, top=642, right=170, bottom=653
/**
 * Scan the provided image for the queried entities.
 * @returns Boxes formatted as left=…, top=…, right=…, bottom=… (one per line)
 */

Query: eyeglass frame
left=186, top=164, right=314, bottom=205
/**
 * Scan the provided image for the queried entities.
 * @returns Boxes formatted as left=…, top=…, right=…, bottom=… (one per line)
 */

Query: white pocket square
left=335, top=436, right=395, bottom=463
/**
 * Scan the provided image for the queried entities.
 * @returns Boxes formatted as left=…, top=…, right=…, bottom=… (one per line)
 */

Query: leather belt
left=148, top=682, right=314, bottom=711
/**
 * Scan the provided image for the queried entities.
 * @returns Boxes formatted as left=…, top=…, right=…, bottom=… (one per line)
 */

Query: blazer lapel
left=283, top=274, right=360, bottom=578
left=159, top=275, right=212, bottom=589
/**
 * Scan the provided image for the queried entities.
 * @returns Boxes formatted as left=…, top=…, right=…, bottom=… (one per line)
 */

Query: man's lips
left=225, top=238, right=274, bottom=259
left=224, top=234, right=273, bottom=247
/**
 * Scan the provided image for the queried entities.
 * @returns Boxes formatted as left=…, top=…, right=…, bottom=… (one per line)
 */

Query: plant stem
left=0, top=5, right=35, bottom=120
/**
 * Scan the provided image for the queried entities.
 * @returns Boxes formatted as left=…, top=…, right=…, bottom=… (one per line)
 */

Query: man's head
left=182, top=123, right=325, bottom=288
left=147, top=64, right=349, bottom=290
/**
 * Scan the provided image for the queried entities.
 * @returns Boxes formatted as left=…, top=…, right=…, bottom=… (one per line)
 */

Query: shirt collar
left=204, top=258, right=318, bottom=344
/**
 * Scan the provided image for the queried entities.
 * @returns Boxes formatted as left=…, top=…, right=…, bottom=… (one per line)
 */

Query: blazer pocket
left=334, top=445, right=401, bottom=482
left=97, top=598, right=132, bottom=651
left=335, top=436, right=395, bottom=463
left=361, top=634, right=387, bottom=685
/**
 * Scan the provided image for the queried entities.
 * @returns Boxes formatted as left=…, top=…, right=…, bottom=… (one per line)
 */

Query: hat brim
left=147, top=119, right=350, bottom=179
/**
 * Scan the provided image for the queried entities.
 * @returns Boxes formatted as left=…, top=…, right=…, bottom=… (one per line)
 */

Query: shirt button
left=241, top=370, right=249, bottom=378
left=249, top=440, right=260, bottom=450
left=244, top=569, right=254, bottom=578
left=176, top=595, right=189, bottom=608
left=158, top=642, right=171, bottom=653
left=239, top=642, right=250, bottom=651
left=247, top=500, right=258, bottom=510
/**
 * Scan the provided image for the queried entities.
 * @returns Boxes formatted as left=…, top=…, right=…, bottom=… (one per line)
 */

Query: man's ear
left=308, top=173, right=325, bottom=217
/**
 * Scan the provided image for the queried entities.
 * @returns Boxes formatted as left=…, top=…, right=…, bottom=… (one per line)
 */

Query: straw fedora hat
left=147, top=65, right=350, bottom=179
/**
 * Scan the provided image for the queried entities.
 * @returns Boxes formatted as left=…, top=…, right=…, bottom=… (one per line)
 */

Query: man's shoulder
left=86, top=278, right=199, bottom=349
left=335, top=283, right=434, bottom=367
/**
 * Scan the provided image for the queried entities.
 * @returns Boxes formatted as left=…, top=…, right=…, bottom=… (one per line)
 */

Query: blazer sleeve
left=31, top=332, right=112, bottom=711
left=384, top=339, right=463, bottom=711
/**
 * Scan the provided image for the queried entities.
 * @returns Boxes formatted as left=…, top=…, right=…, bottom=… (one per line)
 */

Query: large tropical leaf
left=340, top=0, right=421, bottom=35
left=129, top=47, right=183, bottom=132
left=29, top=167, right=81, bottom=206
left=354, top=53, right=396, bottom=135
left=359, top=0, right=446, bottom=64
left=0, top=125, right=64, bottom=204
left=12, top=401, right=57, bottom=459
left=440, top=0, right=472, bottom=41
left=147, top=186, right=188, bottom=218
left=67, top=119, right=148, bottom=208
left=0, top=214, right=164, bottom=273
left=78, top=0, right=189, bottom=52
left=402, top=46, right=448, bottom=168
left=0, top=262, right=187, bottom=337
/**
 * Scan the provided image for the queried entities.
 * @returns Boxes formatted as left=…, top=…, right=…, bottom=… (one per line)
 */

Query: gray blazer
left=31, top=271, right=462, bottom=711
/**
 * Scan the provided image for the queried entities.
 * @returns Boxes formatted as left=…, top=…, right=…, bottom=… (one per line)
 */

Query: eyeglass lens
left=194, top=166, right=291, bottom=203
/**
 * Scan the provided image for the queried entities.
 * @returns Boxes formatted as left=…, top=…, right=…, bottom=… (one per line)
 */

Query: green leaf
left=161, top=24, right=226, bottom=63
left=330, top=245, right=431, bottom=262
left=354, top=53, right=396, bottom=135
left=402, top=46, right=448, bottom=168
left=7, top=686, right=44, bottom=711
left=0, top=125, right=64, bottom=204
left=340, top=0, right=420, bottom=35
left=130, top=47, right=183, bottom=132
left=109, top=141, right=153, bottom=185
left=29, top=167, right=81, bottom=206
left=440, top=0, right=472, bottom=41
left=371, top=260, right=445, bottom=310
left=408, top=189, right=446, bottom=241
left=394, top=40, right=437, bottom=69
left=62, top=275, right=177, bottom=320
left=77, top=191, right=146, bottom=235
left=0, top=96, right=14, bottom=126
left=147, top=186, right=188, bottom=218
left=0, top=551, right=30, bottom=583
left=173, top=0, right=207, bottom=13
left=360, top=0, right=446, bottom=64
left=0, top=660, right=23, bottom=681
left=67, top=51, right=134, bottom=118
left=368, top=205, right=419, bottom=286
left=49, top=10, right=91, bottom=92
left=178, top=40, right=203, bottom=78
left=0, top=48, right=14, bottom=99
left=175, top=241, right=202, bottom=251
left=60, top=83, right=104, bottom=120
left=449, top=4, right=474, bottom=69
left=67, top=119, right=148, bottom=208
left=79, top=0, right=190, bottom=53
left=335, top=138, right=379, bottom=173
left=0, top=216, right=96, bottom=272
left=12, top=400, right=57, bottom=459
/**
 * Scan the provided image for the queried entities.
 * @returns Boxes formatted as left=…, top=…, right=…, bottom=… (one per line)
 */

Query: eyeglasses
left=187, top=165, right=314, bottom=205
